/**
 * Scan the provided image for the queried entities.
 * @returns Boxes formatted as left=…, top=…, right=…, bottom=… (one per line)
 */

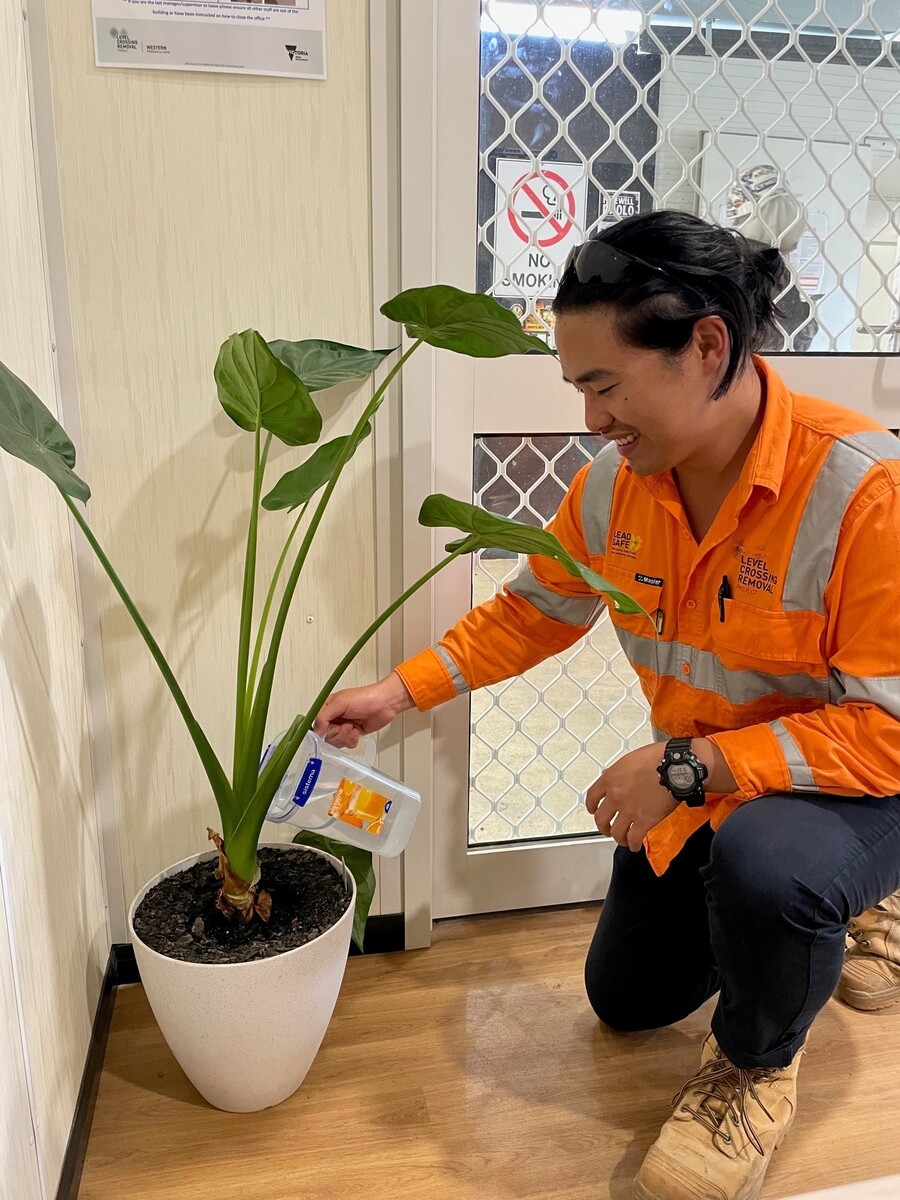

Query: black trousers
left=584, top=792, right=900, bottom=1069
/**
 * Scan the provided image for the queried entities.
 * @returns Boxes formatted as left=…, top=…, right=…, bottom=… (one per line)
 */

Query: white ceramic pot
left=128, top=843, right=356, bottom=1112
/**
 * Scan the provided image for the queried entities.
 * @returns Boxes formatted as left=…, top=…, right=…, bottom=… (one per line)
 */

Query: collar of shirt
left=623, top=356, right=793, bottom=517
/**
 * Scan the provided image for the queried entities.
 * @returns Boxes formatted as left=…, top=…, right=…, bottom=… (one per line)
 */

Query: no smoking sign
left=493, top=160, right=587, bottom=300
left=507, top=168, right=577, bottom=248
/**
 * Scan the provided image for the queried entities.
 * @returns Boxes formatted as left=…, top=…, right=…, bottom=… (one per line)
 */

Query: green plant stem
left=245, top=502, right=307, bottom=711
left=225, top=542, right=467, bottom=882
left=233, top=430, right=271, bottom=783
left=303, top=544, right=469, bottom=748
left=62, top=493, right=237, bottom=829
left=234, top=340, right=423, bottom=804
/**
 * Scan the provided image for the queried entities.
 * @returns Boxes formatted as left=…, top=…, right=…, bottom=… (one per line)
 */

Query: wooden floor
left=80, top=905, right=900, bottom=1200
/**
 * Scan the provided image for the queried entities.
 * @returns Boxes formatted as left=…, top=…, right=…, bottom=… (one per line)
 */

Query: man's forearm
left=387, top=670, right=417, bottom=715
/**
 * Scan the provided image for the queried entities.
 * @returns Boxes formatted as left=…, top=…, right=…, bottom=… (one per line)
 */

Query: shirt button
left=686, top=599, right=697, bottom=610
left=681, top=663, right=692, bottom=676
left=682, top=530, right=691, bottom=540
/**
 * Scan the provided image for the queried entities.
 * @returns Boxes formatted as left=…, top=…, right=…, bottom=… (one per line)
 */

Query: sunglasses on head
left=563, top=239, right=709, bottom=306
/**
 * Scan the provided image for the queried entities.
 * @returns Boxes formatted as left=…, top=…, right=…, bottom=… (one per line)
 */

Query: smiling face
left=554, top=305, right=734, bottom=476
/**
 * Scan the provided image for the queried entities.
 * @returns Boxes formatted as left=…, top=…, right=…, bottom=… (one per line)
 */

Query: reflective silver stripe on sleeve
left=651, top=725, right=672, bottom=742
left=506, top=562, right=602, bottom=627
left=841, top=430, right=900, bottom=463
left=614, top=628, right=831, bottom=705
left=783, top=431, right=900, bottom=614
left=769, top=719, right=818, bottom=791
left=581, top=443, right=621, bottom=557
left=434, top=645, right=470, bottom=697
left=829, top=670, right=900, bottom=720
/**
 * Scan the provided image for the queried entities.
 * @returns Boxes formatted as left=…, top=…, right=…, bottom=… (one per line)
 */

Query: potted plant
left=0, top=286, right=639, bottom=1112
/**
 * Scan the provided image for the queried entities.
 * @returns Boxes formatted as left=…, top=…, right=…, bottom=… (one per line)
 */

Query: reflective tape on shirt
left=581, top=443, right=621, bottom=556
left=614, top=627, right=831, bottom=706
left=507, top=562, right=602, bottom=627
left=769, top=719, right=817, bottom=791
left=783, top=431, right=900, bottom=614
left=434, top=644, right=470, bottom=697
left=830, top=670, right=900, bottom=720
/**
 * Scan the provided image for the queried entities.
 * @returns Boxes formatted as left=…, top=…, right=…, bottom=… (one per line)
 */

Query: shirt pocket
left=714, top=598, right=825, bottom=672
left=598, top=564, right=664, bottom=639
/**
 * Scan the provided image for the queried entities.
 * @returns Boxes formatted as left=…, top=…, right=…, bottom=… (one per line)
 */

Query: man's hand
left=586, top=743, right=680, bottom=852
left=313, top=672, right=415, bottom=748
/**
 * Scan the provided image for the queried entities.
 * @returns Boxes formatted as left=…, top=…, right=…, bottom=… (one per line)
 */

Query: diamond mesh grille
left=470, top=435, right=652, bottom=844
left=477, top=0, right=900, bottom=352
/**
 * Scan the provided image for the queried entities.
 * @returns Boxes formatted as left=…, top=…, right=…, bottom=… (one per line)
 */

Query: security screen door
left=397, top=0, right=900, bottom=919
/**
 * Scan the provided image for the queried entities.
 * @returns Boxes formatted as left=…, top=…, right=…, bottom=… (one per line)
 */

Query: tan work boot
left=633, top=1034, right=802, bottom=1200
left=838, top=889, right=900, bottom=1012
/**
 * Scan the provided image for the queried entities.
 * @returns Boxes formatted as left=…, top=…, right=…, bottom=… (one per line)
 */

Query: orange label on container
left=328, top=778, right=391, bottom=836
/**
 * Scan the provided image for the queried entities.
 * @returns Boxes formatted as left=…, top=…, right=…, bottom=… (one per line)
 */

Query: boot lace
left=847, top=919, right=872, bottom=949
left=673, top=1058, right=776, bottom=1156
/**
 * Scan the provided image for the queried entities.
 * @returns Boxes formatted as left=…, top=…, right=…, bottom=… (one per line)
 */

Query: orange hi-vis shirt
left=396, top=358, right=900, bottom=875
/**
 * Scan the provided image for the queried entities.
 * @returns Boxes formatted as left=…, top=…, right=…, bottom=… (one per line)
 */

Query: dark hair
left=552, top=210, right=789, bottom=398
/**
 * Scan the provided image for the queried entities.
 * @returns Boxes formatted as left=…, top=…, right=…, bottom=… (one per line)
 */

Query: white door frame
left=371, top=0, right=448, bottom=949
left=391, top=0, right=624, bottom=926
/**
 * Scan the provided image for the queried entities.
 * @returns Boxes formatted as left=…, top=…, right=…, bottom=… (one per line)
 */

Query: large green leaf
left=0, top=359, right=90, bottom=502
left=291, top=832, right=375, bottom=952
left=261, top=423, right=372, bottom=511
left=380, top=285, right=555, bottom=358
left=419, top=494, right=647, bottom=617
left=268, top=339, right=394, bottom=392
left=214, top=330, right=322, bottom=447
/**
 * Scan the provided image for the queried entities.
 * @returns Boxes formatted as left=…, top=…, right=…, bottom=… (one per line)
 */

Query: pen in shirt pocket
left=717, top=575, right=732, bottom=622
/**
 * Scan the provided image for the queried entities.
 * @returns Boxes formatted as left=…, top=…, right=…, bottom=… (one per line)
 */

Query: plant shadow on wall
left=0, top=443, right=107, bottom=1012
left=0, top=575, right=107, bottom=1018
left=0, top=287, right=651, bottom=1117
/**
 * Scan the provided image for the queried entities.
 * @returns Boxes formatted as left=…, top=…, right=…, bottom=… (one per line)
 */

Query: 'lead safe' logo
left=611, top=529, right=643, bottom=558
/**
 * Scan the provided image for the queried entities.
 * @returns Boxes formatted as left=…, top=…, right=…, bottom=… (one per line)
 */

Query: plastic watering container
left=262, top=730, right=421, bottom=857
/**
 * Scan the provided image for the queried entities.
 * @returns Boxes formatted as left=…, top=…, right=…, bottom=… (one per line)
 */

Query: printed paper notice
left=92, top=0, right=326, bottom=80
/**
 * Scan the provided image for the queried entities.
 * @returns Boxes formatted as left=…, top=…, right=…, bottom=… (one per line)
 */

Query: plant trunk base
left=208, top=829, right=271, bottom=923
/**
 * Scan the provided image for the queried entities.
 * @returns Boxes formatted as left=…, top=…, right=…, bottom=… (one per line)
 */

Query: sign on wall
left=92, top=0, right=326, bottom=80
left=492, top=160, right=588, bottom=301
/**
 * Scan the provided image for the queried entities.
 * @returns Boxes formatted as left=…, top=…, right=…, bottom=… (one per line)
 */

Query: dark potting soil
left=133, top=848, right=352, bottom=965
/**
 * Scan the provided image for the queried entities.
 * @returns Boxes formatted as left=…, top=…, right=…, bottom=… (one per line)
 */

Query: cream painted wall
left=42, top=0, right=378, bottom=907
left=0, top=860, right=41, bottom=1200
left=1, top=1, right=109, bottom=1194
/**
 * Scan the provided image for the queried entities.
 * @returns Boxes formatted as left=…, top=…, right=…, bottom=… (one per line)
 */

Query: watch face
left=667, top=763, right=697, bottom=792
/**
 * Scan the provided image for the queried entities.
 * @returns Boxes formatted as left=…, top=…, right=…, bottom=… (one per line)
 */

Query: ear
left=690, top=315, right=730, bottom=380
